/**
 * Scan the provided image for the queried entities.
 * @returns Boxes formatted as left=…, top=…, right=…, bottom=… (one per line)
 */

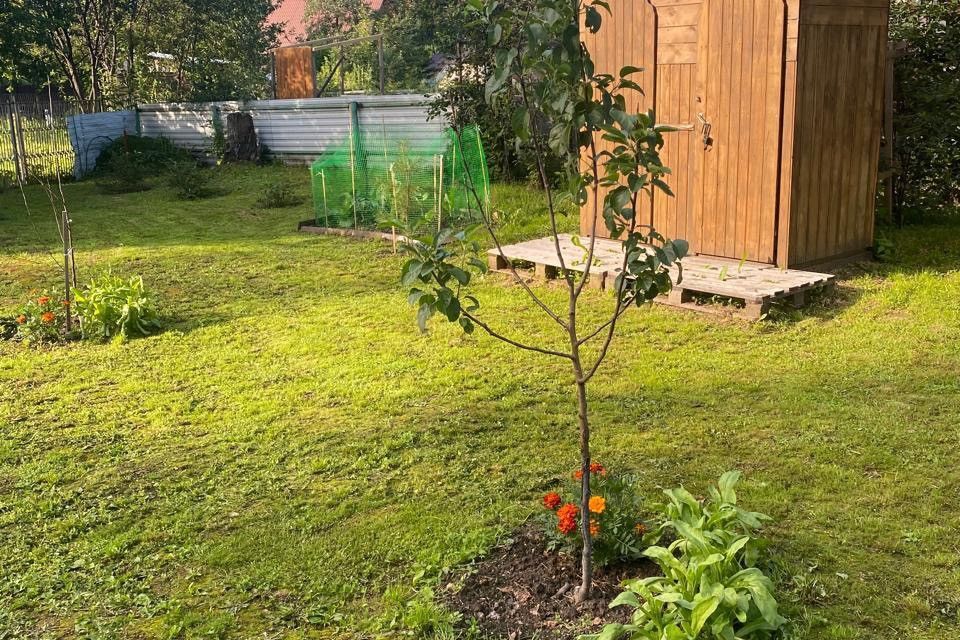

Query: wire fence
left=0, top=97, right=79, bottom=181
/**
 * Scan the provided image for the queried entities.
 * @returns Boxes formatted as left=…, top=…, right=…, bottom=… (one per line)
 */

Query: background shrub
left=72, top=274, right=161, bottom=341
left=167, top=161, right=214, bottom=200
left=255, top=182, right=303, bottom=209
left=889, top=0, right=960, bottom=220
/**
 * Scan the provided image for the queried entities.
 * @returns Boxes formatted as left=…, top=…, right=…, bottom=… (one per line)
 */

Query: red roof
left=268, top=0, right=384, bottom=46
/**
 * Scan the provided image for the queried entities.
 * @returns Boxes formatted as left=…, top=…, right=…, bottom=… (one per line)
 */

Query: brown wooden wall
left=581, top=0, right=657, bottom=237
left=275, top=46, right=316, bottom=100
left=785, top=0, right=889, bottom=265
left=580, top=0, right=889, bottom=267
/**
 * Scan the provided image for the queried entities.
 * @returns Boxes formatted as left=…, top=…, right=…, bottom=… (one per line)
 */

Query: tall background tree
left=1, top=0, right=279, bottom=108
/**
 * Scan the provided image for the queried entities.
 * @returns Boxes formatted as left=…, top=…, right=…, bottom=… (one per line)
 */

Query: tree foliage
left=889, top=0, right=960, bottom=219
left=1, top=0, right=279, bottom=108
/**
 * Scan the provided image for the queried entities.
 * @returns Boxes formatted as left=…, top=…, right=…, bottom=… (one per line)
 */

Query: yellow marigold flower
left=588, top=496, right=606, bottom=514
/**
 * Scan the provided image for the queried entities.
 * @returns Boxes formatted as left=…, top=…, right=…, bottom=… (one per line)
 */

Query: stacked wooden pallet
left=487, top=235, right=836, bottom=319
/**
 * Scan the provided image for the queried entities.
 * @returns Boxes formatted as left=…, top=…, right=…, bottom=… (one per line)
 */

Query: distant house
left=267, top=0, right=385, bottom=46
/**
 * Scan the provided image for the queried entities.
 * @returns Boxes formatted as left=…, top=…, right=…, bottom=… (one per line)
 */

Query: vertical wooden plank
left=725, top=0, right=744, bottom=260
left=777, top=58, right=797, bottom=267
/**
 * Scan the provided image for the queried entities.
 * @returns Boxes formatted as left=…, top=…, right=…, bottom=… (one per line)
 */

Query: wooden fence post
left=7, top=96, right=24, bottom=183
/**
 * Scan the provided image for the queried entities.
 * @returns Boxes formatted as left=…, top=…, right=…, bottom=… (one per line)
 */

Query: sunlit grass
left=0, top=165, right=958, bottom=639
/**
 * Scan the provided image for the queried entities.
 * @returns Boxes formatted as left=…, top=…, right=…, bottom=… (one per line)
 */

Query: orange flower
left=557, top=503, right=579, bottom=521
left=574, top=462, right=607, bottom=480
left=62, top=300, right=70, bottom=307
left=558, top=517, right=577, bottom=534
left=588, top=496, right=606, bottom=514
left=40, top=311, right=55, bottom=324
left=634, top=522, right=647, bottom=536
left=589, top=518, right=600, bottom=536
left=38, top=296, right=51, bottom=305
left=543, top=492, right=562, bottom=510
left=16, top=315, right=27, bottom=324
left=556, top=502, right=579, bottom=535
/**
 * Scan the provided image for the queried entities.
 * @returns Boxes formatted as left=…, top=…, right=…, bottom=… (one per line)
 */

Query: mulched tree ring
left=442, top=524, right=659, bottom=640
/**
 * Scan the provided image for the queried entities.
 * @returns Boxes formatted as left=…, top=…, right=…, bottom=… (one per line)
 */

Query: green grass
left=1, top=164, right=959, bottom=639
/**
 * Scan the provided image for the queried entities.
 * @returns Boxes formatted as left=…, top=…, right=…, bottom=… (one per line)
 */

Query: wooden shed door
left=694, top=0, right=786, bottom=263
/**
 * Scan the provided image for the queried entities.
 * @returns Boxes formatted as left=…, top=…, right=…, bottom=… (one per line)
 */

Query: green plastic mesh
left=311, top=123, right=490, bottom=233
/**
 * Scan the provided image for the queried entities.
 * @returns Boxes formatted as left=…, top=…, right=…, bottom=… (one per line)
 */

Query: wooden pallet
left=487, top=235, right=836, bottom=319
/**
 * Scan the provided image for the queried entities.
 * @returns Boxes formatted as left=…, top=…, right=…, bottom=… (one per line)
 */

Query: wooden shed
left=582, top=0, right=890, bottom=267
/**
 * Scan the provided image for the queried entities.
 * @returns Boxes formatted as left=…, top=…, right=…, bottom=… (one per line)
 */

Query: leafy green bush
left=97, top=154, right=151, bottom=194
left=255, top=182, right=303, bottom=208
left=889, top=1, right=960, bottom=219
left=95, top=135, right=193, bottom=173
left=95, top=136, right=194, bottom=194
left=167, top=161, right=213, bottom=200
left=590, top=472, right=786, bottom=640
left=10, top=293, right=69, bottom=345
left=541, top=463, right=659, bottom=567
left=72, top=274, right=161, bottom=341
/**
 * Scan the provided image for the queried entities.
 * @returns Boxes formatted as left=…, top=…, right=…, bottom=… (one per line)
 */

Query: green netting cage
left=310, top=122, right=490, bottom=233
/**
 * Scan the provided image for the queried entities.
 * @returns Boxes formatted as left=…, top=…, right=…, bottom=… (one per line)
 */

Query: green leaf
left=690, top=595, right=720, bottom=635
left=448, top=266, right=471, bottom=285
left=512, top=106, right=531, bottom=141
left=608, top=591, right=640, bottom=609
left=416, top=302, right=434, bottom=333
left=401, top=260, right=423, bottom=286
left=585, top=6, right=602, bottom=33
left=619, top=65, right=643, bottom=77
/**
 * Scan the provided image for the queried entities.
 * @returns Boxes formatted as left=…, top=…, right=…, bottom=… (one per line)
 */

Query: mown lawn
left=1, top=164, right=958, bottom=639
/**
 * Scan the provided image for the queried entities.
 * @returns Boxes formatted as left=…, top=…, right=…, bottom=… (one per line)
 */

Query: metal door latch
left=697, top=112, right=713, bottom=148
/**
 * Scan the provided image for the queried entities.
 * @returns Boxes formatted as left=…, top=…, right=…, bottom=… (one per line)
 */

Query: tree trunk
left=574, top=376, right=592, bottom=602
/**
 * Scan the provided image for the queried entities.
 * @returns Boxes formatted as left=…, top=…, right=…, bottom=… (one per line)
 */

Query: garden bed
left=444, top=524, right=658, bottom=639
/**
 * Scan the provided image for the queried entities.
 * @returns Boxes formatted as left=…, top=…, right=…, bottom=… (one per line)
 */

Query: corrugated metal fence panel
left=66, top=110, right=137, bottom=178
left=133, top=95, right=441, bottom=166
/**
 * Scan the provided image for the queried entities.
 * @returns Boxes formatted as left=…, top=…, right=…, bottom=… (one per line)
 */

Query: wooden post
left=339, top=47, right=346, bottom=95
left=7, top=99, right=22, bottom=183
left=377, top=35, right=385, bottom=94
left=437, top=154, right=444, bottom=231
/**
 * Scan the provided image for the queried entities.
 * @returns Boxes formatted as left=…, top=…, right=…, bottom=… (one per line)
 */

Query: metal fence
left=1, top=97, right=78, bottom=181
left=137, top=94, right=442, bottom=164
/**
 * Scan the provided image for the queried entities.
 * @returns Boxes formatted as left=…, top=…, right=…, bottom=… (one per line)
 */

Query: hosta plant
left=588, top=472, right=786, bottom=640
left=542, top=464, right=659, bottom=567
left=12, top=293, right=70, bottom=345
left=72, top=274, right=161, bottom=341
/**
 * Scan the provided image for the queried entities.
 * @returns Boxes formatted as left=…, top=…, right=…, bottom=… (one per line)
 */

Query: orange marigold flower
left=40, top=311, right=55, bottom=324
left=16, top=315, right=27, bottom=324
left=62, top=300, right=70, bottom=306
left=573, top=469, right=583, bottom=480
left=634, top=522, right=647, bottom=536
left=588, top=496, right=606, bottom=514
left=589, top=518, right=600, bottom=536
left=38, top=296, right=51, bottom=305
left=556, top=503, right=579, bottom=521
left=589, top=462, right=607, bottom=476
left=557, top=516, right=577, bottom=535
left=543, top=492, right=562, bottom=510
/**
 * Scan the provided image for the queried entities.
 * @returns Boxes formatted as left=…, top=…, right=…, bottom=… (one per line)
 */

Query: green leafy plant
left=399, top=0, right=687, bottom=601
left=167, top=161, right=214, bottom=200
left=542, top=463, right=659, bottom=567
left=72, top=274, right=161, bottom=341
left=97, top=153, right=151, bottom=194
left=255, top=182, right=303, bottom=209
left=11, top=293, right=70, bottom=345
left=589, top=472, right=786, bottom=640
